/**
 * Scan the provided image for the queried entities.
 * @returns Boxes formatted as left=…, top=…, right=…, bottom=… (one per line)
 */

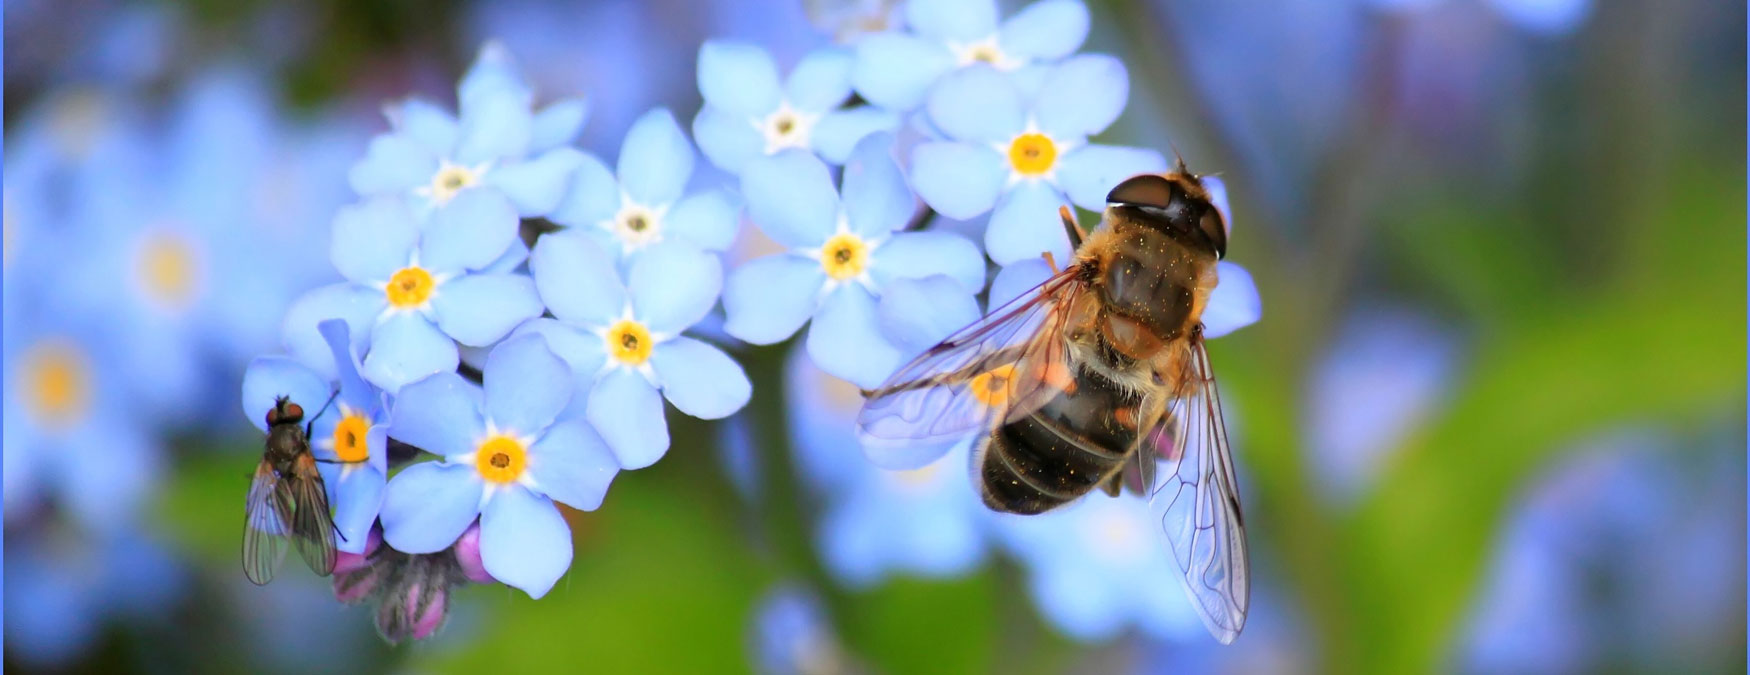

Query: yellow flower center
left=893, top=462, right=941, bottom=487
left=428, top=163, right=479, bottom=204
left=606, top=319, right=654, bottom=366
left=969, top=364, right=1018, bottom=409
left=475, top=435, right=528, bottom=484
left=1007, top=133, right=1058, bottom=176
left=385, top=266, right=435, bottom=308
left=968, top=45, right=1002, bottom=64
left=819, top=233, right=869, bottom=281
left=332, top=413, right=371, bottom=463
left=18, top=339, right=90, bottom=429
left=137, top=229, right=200, bottom=310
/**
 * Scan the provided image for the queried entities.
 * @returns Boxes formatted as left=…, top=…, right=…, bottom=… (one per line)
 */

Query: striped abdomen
left=975, top=368, right=1143, bottom=514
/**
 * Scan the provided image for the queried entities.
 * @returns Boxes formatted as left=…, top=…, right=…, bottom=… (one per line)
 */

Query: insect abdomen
left=976, top=369, right=1141, bottom=514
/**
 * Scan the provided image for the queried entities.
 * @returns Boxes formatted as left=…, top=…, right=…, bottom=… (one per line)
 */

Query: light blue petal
left=1203, top=261, right=1261, bottom=339
left=998, top=0, right=1089, bottom=61
left=1054, top=144, right=1169, bottom=211
left=422, top=189, right=519, bottom=273
left=384, top=98, right=459, bottom=155
left=629, top=243, right=721, bottom=334
left=331, top=197, right=418, bottom=284
left=362, top=312, right=459, bottom=393
left=926, top=66, right=1024, bottom=143
left=691, top=105, right=765, bottom=175
left=282, top=283, right=386, bottom=381
left=512, top=318, right=608, bottom=393
left=619, top=108, right=696, bottom=208
left=1033, top=54, right=1129, bottom=140
left=785, top=48, right=854, bottom=113
left=812, top=107, right=903, bottom=164
left=431, top=273, right=542, bottom=346
left=852, top=34, right=956, bottom=111
left=841, top=133, right=913, bottom=239
left=910, top=141, right=1007, bottom=219
left=665, top=189, right=739, bottom=252
left=483, top=334, right=572, bottom=435
left=458, top=42, right=532, bottom=112
left=530, top=97, right=589, bottom=152
left=741, top=150, right=840, bottom=248
left=317, top=319, right=377, bottom=415
left=877, top=276, right=982, bottom=353
left=548, top=151, right=619, bottom=228
left=906, top=0, right=999, bottom=41
left=389, top=372, right=486, bottom=458
left=483, top=235, right=530, bottom=274
left=380, top=461, right=482, bottom=554
left=332, top=465, right=385, bottom=555
left=1202, top=175, right=1233, bottom=236
left=530, top=229, right=626, bottom=325
left=868, top=231, right=985, bottom=291
left=697, top=41, right=782, bottom=119
left=487, top=147, right=585, bottom=217
left=526, top=420, right=619, bottom=510
left=480, top=486, right=571, bottom=599
left=348, top=133, right=438, bottom=196
left=806, top=286, right=905, bottom=389
left=241, top=357, right=330, bottom=432
left=985, top=181, right=1072, bottom=266
left=989, top=257, right=1055, bottom=307
left=587, top=368, right=670, bottom=469
left=723, top=255, right=827, bottom=344
left=650, top=337, right=751, bottom=419
left=454, top=92, right=534, bottom=166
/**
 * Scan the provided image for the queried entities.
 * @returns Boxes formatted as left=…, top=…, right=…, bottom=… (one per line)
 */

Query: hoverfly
left=857, top=161, right=1250, bottom=643
left=243, top=393, right=341, bottom=585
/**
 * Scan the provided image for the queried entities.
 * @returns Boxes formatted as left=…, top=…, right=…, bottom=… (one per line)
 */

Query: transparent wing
left=856, top=267, right=1083, bottom=462
left=287, top=454, right=338, bottom=577
left=1145, top=336, right=1250, bottom=644
left=242, top=461, right=292, bottom=585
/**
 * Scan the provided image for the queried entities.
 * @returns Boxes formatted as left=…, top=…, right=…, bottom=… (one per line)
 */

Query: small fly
left=242, top=393, right=342, bottom=585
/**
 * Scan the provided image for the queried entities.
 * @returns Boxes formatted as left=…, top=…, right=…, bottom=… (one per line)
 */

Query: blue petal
left=868, top=231, right=986, bottom=292
left=587, top=368, right=670, bottom=469
left=282, top=283, right=386, bottom=381
left=362, top=312, right=459, bottom=393
left=530, top=97, right=589, bottom=152
left=389, top=372, right=486, bottom=458
left=1033, top=55, right=1129, bottom=140
left=852, top=34, right=956, bottom=111
left=806, top=286, right=905, bottom=388
left=906, top=0, right=999, bottom=41
left=317, top=318, right=377, bottom=414
left=910, top=142, right=1007, bottom=219
left=985, top=181, right=1072, bottom=266
left=484, top=334, right=572, bottom=435
left=348, top=133, right=437, bottom=196
left=618, top=108, right=695, bottom=208
left=380, top=461, right=482, bottom=554
left=331, top=197, right=418, bottom=284
left=431, top=273, right=542, bottom=346
left=549, top=151, right=619, bottom=228
left=926, top=66, right=1024, bottom=143
left=241, top=357, right=329, bottom=432
left=876, top=276, right=982, bottom=353
left=332, top=464, right=385, bottom=555
left=422, top=189, right=519, bottom=273
left=1203, top=261, right=1261, bottom=339
left=1055, top=144, right=1169, bottom=211
left=723, top=255, right=827, bottom=344
left=454, top=91, right=534, bottom=166
left=785, top=48, right=854, bottom=113
left=480, top=485, right=571, bottom=599
left=512, top=318, right=608, bottom=403
left=841, top=133, right=913, bottom=239
left=989, top=257, right=1054, bottom=307
left=629, top=243, right=721, bottom=334
left=530, top=229, right=625, bottom=326
left=483, top=235, right=530, bottom=274
left=998, top=0, right=1089, bottom=61
left=812, top=107, right=903, bottom=164
left=384, top=98, right=459, bottom=155
left=697, top=41, right=782, bottom=119
left=651, top=337, right=751, bottom=419
left=665, top=189, right=739, bottom=252
left=526, top=420, right=619, bottom=510
left=458, top=42, right=532, bottom=112
left=487, top=147, right=585, bottom=217
left=691, top=105, right=765, bottom=176
left=741, top=150, right=840, bottom=248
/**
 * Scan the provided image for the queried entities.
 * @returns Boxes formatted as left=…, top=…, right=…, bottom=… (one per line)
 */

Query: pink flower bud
left=407, top=583, right=447, bottom=641
left=452, top=522, right=496, bottom=585
left=332, top=526, right=383, bottom=577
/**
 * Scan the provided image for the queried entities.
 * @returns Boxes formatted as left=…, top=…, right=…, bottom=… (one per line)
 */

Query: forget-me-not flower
left=910, top=57, right=1168, bottom=265
left=549, top=108, right=739, bottom=258
left=378, top=335, right=620, bottom=599
left=852, top=0, right=1090, bottom=111
left=693, top=41, right=900, bottom=175
left=723, top=134, right=985, bottom=388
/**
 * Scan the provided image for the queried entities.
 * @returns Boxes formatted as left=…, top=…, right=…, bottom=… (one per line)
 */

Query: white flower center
left=608, top=201, right=667, bottom=251
left=422, top=160, right=487, bottom=205
left=758, top=101, right=819, bottom=154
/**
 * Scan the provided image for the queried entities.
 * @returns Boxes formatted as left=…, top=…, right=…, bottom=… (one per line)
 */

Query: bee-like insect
left=243, top=393, right=341, bottom=585
left=857, top=161, right=1250, bottom=643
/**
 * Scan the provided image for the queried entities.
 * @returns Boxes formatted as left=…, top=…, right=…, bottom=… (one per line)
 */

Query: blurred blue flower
left=749, top=583, right=854, bottom=675
left=378, top=335, right=620, bottom=598
left=851, top=0, right=1090, bottom=111
left=724, top=135, right=985, bottom=388
left=693, top=41, right=900, bottom=174
left=3, top=528, right=185, bottom=668
left=517, top=234, right=751, bottom=469
left=909, top=58, right=1167, bottom=265
left=549, top=108, right=739, bottom=259
left=283, top=193, right=541, bottom=393
left=349, top=42, right=587, bottom=223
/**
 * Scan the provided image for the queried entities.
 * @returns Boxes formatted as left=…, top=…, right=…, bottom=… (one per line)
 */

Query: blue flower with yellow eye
left=692, top=41, right=900, bottom=175
left=910, top=57, right=1168, bottom=265
left=852, top=0, right=1090, bottom=111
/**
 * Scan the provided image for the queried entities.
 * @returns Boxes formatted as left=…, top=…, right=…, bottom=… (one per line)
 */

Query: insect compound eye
left=1199, top=208, right=1228, bottom=259
left=281, top=402, right=304, bottom=424
left=1106, top=174, right=1176, bottom=210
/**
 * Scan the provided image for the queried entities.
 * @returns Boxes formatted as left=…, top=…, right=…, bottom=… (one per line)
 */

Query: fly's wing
left=1144, top=337, right=1250, bottom=644
left=856, top=267, right=1083, bottom=466
left=242, top=461, right=292, bottom=585
left=287, top=453, right=339, bottom=577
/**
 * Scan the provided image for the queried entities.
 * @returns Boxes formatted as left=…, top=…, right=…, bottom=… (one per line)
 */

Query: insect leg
left=304, top=389, right=342, bottom=436
left=1057, top=205, right=1083, bottom=250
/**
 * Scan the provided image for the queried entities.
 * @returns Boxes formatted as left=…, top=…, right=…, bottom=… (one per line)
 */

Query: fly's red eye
left=280, top=402, right=304, bottom=424
left=265, top=408, right=280, bottom=426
